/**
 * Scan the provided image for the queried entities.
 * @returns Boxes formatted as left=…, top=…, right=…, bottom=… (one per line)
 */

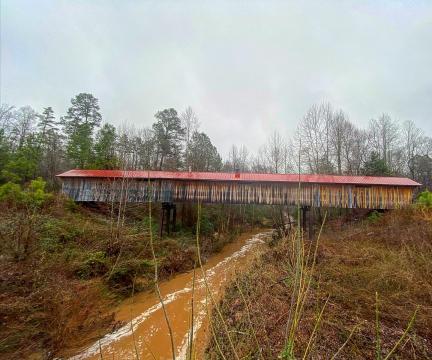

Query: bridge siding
left=61, top=177, right=413, bottom=209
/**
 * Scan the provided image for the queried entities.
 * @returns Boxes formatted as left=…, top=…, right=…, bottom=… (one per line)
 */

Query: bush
left=26, top=177, right=52, bottom=208
left=416, top=190, right=432, bottom=208
left=0, top=178, right=52, bottom=208
left=65, top=197, right=78, bottom=212
left=76, top=251, right=108, bottom=279
left=40, top=218, right=84, bottom=252
left=367, top=210, right=382, bottom=223
left=0, top=182, right=24, bottom=203
left=199, top=213, right=215, bottom=236
left=106, top=259, right=155, bottom=293
left=140, top=216, right=159, bottom=237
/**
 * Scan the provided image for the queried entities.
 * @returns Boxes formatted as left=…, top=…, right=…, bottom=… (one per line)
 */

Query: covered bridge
left=57, top=169, right=420, bottom=210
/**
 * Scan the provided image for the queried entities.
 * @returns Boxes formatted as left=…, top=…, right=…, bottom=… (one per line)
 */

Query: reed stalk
left=187, top=266, right=196, bottom=360
left=330, top=323, right=362, bottom=360
left=130, top=275, right=140, bottom=360
left=195, top=201, right=240, bottom=360
left=235, top=278, right=264, bottom=360
left=147, top=176, right=176, bottom=360
left=383, top=306, right=418, bottom=360
left=205, top=292, right=227, bottom=360
left=375, top=292, right=382, bottom=360
left=302, top=295, right=329, bottom=359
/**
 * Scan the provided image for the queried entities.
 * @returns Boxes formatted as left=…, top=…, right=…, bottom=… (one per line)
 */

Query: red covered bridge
left=57, top=169, right=420, bottom=209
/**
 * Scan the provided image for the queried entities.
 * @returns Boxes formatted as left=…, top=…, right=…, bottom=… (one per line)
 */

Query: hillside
left=206, top=208, right=432, bottom=359
left=0, top=184, right=264, bottom=360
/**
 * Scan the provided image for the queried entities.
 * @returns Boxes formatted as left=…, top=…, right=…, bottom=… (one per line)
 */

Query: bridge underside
left=61, top=178, right=414, bottom=209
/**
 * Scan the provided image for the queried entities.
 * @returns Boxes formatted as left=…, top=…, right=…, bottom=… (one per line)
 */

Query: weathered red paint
left=57, top=169, right=421, bottom=187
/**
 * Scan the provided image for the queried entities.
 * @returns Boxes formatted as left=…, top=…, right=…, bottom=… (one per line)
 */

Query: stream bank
left=65, top=229, right=272, bottom=360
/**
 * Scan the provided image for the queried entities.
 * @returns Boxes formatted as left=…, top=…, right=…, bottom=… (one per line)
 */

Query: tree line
left=0, top=93, right=223, bottom=187
left=0, top=94, right=431, bottom=189
left=225, top=103, right=432, bottom=188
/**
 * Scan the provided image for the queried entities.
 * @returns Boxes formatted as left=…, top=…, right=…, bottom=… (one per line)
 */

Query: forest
left=1, top=93, right=432, bottom=190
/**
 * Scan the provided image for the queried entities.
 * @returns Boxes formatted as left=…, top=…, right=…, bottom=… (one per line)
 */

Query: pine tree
left=37, top=107, right=57, bottom=137
left=187, top=131, right=222, bottom=171
left=62, top=93, right=102, bottom=168
left=363, top=152, right=392, bottom=176
left=152, top=108, right=185, bottom=170
left=93, top=123, right=118, bottom=169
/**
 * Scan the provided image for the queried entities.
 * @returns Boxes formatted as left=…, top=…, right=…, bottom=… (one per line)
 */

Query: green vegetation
left=367, top=210, right=383, bottom=223
left=416, top=190, right=432, bottom=208
left=0, top=178, right=51, bottom=208
left=363, top=152, right=392, bottom=176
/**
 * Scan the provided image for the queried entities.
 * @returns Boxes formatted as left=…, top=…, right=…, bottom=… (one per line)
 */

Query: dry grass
left=206, top=208, right=432, bottom=359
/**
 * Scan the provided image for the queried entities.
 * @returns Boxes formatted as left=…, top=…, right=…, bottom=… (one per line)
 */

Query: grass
left=205, top=208, right=432, bottom=359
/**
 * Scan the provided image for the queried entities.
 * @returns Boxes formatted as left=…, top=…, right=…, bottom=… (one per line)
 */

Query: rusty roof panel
left=56, top=169, right=421, bottom=187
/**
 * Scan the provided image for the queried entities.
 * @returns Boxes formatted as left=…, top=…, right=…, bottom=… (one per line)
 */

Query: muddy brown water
left=68, top=229, right=272, bottom=360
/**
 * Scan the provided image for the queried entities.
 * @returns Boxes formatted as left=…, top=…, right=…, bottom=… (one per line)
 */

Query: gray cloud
left=1, top=0, right=431, bottom=157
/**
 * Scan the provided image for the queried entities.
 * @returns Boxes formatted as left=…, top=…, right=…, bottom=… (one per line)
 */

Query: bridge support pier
left=160, top=202, right=177, bottom=238
left=300, top=206, right=314, bottom=240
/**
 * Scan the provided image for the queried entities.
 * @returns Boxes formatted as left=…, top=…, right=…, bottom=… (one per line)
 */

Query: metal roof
left=56, top=169, right=421, bottom=187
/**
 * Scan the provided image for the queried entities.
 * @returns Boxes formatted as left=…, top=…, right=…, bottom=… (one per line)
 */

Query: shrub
left=65, top=197, right=78, bottom=212
left=106, top=259, right=155, bottom=293
left=416, top=190, right=432, bottom=208
left=368, top=210, right=382, bottom=223
left=76, top=251, right=108, bottom=279
left=25, top=177, right=52, bottom=208
left=141, top=216, right=159, bottom=237
left=199, top=212, right=215, bottom=236
left=0, top=182, right=24, bottom=204
left=40, top=218, right=84, bottom=252
left=0, top=178, right=52, bottom=209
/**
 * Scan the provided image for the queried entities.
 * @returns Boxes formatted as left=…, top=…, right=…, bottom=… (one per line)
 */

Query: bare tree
left=250, top=146, right=269, bottom=173
left=181, top=106, right=200, bottom=170
left=225, top=144, right=249, bottom=172
left=264, top=131, right=284, bottom=173
left=330, top=110, right=351, bottom=174
left=297, top=103, right=334, bottom=173
left=401, top=120, right=424, bottom=177
left=0, top=104, right=15, bottom=135
left=181, top=106, right=200, bottom=145
left=262, top=131, right=293, bottom=173
left=136, top=128, right=156, bottom=170
left=368, top=114, right=400, bottom=169
left=11, top=106, right=38, bottom=150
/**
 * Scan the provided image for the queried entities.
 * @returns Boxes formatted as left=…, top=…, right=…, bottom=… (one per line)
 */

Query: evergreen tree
left=187, top=131, right=222, bottom=171
left=93, top=123, right=118, bottom=169
left=37, top=107, right=57, bottom=136
left=1, top=134, right=42, bottom=183
left=363, top=152, right=392, bottom=176
left=62, top=93, right=102, bottom=168
left=0, top=129, right=10, bottom=177
left=35, top=107, right=64, bottom=185
left=152, top=108, right=185, bottom=170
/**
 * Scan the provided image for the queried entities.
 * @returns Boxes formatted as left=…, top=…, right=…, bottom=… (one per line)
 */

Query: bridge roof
left=57, top=169, right=421, bottom=187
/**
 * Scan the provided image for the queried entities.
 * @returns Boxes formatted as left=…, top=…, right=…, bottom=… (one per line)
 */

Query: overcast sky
left=1, top=0, right=431, bottom=156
